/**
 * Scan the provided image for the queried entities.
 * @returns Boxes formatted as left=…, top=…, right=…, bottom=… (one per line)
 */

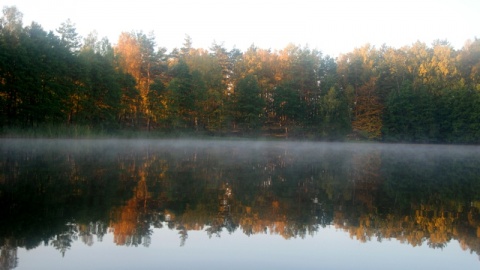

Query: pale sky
left=2, top=0, right=479, bottom=56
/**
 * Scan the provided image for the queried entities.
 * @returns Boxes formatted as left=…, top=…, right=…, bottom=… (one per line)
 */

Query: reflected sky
left=16, top=225, right=479, bottom=270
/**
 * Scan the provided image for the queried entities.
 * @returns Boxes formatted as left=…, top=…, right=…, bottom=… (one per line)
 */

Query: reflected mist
left=1, top=139, right=480, bottom=269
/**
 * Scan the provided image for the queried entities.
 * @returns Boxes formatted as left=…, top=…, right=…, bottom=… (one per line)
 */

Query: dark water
left=1, top=139, right=480, bottom=269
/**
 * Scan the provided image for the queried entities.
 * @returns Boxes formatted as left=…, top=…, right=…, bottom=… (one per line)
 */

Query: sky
left=2, top=0, right=479, bottom=56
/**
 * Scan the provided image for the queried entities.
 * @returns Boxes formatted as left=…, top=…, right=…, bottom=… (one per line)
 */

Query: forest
left=1, top=6, right=480, bottom=142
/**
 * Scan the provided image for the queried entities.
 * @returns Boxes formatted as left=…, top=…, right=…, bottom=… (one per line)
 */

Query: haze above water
left=1, top=139, right=480, bottom=270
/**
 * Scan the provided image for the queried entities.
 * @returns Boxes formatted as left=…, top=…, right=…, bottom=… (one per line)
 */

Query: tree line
left=1, top=6, right=480, bottom=142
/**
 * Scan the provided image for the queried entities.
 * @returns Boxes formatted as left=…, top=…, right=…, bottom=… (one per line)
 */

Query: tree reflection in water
left=1, top=139, right=480, bottom=268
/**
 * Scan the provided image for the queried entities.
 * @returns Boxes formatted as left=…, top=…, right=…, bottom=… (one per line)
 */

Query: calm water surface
left=1, top=139, right=480, bottom=269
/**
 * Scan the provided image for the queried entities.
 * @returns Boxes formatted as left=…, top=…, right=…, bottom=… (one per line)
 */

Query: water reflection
left=1, top=139, right=480, bottom=268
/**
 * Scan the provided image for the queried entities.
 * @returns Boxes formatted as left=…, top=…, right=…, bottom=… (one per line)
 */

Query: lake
left=1, top=139, right=480, bottom=269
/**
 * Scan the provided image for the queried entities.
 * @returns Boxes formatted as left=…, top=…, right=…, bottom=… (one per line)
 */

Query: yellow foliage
left=115, top=32, right=142, bottom=82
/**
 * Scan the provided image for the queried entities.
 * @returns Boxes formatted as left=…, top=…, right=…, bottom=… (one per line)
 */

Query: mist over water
left=1, top=139, right=480, bottom=270
left=4, top=138, right=478, bottom=158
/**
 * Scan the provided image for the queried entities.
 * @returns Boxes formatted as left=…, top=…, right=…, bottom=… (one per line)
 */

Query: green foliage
left=190, top=70, right=208, bottom=130
left=438, top=88, right=480, bottom=143
left=76, top=50, right=122, bottom=128
left=383, top=82, right=437, bottom=142
left=273, top=82, right=303, bottom=126
left=117, top=72, right=141, bottom=128
left=147, top=78, right=167, bottom=126
left=0, top=20, right=74, bottom=126
left=232, top=75, right=265, bottom=130
left=56, top=19, right=81, bottom=53
left=384, top=82, right=480, bottom=143
left=319, top=87, right=351, bottom=138
left=162, top=55, right=209, bottom=131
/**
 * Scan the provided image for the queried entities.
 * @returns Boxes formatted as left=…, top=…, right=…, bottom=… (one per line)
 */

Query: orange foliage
left=115, top=32, right=141, bottom=82
left=352, top=77, right=384, bottom=138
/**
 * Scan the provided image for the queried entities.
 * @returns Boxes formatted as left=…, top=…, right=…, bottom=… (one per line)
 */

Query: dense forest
left=1, top=6, right=480, bottom=142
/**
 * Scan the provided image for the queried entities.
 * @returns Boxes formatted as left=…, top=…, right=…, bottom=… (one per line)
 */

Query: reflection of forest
left=1, top=140, right=480, bottom=268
